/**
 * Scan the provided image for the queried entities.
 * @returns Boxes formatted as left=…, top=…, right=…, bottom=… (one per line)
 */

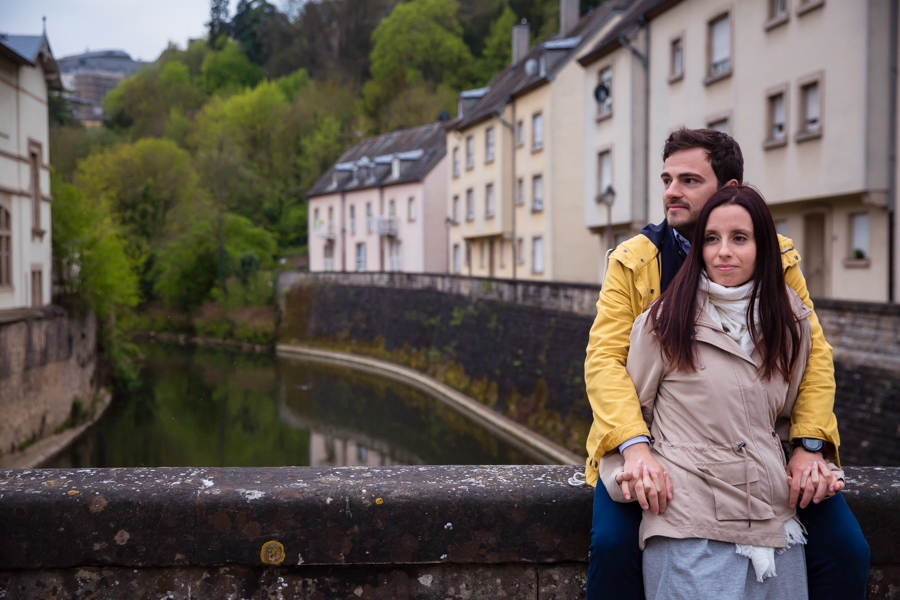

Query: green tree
left=154, top=212, right=276, bottom=310
left=200, top=41, right=263, bottom=95
left=208, top=0, right=231, bottom=47
left=473, top=5, right=517, bottom=84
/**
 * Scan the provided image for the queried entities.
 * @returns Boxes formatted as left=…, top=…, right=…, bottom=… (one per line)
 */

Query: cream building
left=307, top=122, right=448, bottom=273
left=0, top=33, right=60, bottom=310
left=580, top=0, right=900, bottom=302
left=447, top=0, right=626, bottom=282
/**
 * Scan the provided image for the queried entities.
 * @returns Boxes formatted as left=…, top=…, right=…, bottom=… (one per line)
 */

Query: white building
left=307, top=122, right=449, bottom=274
left=0, top=33, right=60, bottom=310
left=579, top=0, right=900, bottom=302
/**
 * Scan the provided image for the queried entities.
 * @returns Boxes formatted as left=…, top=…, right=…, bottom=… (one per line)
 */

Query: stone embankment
left=0, top=465, right=897, bottom=599
left=278, top=271, right=900, bottom=464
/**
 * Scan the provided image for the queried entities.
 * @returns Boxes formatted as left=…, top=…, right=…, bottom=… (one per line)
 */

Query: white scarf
left=698, top=273, right=758, bottom=357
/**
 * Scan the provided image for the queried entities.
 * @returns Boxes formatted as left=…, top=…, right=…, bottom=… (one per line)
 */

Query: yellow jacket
left=583, top=228, right=840, bottom=487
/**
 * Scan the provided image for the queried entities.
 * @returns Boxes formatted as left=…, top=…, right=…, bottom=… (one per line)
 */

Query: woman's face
left=702, top=203, right=757, bottom=287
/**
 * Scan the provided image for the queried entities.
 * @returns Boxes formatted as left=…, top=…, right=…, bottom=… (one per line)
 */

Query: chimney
left=512, top=19, right=530, bottom=65
left=560, top=0, right=579, bottom=38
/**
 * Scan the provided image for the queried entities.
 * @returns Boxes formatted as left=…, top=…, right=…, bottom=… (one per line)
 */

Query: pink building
left=307, top=122, right=449, bottom=273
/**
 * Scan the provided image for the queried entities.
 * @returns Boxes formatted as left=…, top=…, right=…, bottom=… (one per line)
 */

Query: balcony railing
left=376, top=216, right=398, bottom=237
left=316, top=226, right=336, bottom=240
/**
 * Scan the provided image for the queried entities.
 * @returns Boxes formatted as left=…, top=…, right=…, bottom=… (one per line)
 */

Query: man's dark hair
left=662, top=128, right=743, bottom=187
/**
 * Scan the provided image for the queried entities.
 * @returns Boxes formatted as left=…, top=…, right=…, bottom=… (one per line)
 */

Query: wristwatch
left=794, top=438, right=825, bottom=454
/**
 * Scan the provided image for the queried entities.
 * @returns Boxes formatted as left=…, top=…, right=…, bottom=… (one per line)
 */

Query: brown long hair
left=648, top=185, right=801, bottom=382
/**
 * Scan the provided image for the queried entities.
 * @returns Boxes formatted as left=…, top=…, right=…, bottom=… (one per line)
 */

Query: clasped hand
left=615, top=443, right=673, bottom=515
left=786, top=448, right=844, bottom=509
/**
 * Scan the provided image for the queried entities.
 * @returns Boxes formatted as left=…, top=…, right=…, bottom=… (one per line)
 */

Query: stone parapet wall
left=0, top=465, right=896, bottom=599
left=814, top=299, right=900, bottom=374
left=0, top=307, right=97, bottom=455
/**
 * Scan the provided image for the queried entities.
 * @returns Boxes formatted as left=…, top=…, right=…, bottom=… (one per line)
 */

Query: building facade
left=580, top=0, right=900, bottom=302
left=0, top=33, right=60, bottom=310
left=57, top=50, right=146, bottom=125
left=447, top=0, right=626, bottom=283
left=307, top=122, right=449, bottom=274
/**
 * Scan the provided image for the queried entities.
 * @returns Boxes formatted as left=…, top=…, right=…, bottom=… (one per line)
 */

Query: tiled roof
left=451, top=1, right=623, bottom=132
left=0, top=33, right=62, bottom=90
left=579, top=0, right=685, bottom=67
left=307, top=121, right=449, bottom=198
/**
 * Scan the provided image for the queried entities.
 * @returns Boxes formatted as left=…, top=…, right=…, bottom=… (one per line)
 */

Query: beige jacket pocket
left=696, top=460, right=776, bottom=522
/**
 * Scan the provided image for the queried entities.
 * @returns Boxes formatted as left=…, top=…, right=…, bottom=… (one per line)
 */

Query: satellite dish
left=525, top=58, right=538, bottom=76
left=594, top=82, right=610, bottom=104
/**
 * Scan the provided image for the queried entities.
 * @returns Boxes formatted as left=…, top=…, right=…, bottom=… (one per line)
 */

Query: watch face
left=803, top=438, right=824, bottom=452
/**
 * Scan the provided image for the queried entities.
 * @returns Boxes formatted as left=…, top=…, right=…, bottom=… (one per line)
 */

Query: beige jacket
left=599, top=287, right=843, bottom=550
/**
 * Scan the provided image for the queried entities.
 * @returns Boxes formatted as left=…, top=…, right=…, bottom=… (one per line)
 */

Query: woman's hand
left=787, top=460, right=844, bottom=508
left=616, top=444, right=673, bottom=514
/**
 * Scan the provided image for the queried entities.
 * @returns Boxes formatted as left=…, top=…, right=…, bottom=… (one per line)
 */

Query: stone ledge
left=0, top=466, right=896, bottom=570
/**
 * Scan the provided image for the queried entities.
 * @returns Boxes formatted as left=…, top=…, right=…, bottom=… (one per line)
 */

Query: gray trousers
left=643, top=536, right=808, bottom=600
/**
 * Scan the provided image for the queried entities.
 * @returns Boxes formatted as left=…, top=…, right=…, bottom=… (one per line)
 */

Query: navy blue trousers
left=587, top=483, right=870, bottom=599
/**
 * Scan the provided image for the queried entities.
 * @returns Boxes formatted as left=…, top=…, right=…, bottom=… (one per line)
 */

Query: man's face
left=660, top=147, right=721, bottom=235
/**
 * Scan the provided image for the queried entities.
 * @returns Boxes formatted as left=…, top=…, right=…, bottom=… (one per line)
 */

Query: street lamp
left=597, top=184, right=616, bottom=254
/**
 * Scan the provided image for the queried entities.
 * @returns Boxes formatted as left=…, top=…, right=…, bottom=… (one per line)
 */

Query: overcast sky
left=1, top=0, right=220, bottom=62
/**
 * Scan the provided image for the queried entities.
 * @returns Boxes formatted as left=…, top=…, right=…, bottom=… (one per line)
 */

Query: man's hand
left=787, top=448, right=844, bottom=509
left=615, top=443, right=673, bottom=514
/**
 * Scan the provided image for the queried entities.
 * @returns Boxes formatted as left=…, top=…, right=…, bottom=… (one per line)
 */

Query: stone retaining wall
left=277, top=272, right=900, bottom=465
left=0, top=465, right=895, bottom=599
left=0, top=306, right=97, bottom=456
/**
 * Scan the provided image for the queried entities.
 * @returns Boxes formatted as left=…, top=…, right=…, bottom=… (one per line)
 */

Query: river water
left=45, top=343, right=535, bottom=468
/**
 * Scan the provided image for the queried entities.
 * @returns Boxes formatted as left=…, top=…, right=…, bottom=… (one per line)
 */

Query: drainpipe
left=340, top=191, right=346, bottom=272
left=379, top=185, right=385, bottom=272
left=889, top=0, right=898, bottom=302
left=493, top=106, right=517, bottom=279
left=618, top=16, right=650, bottom=226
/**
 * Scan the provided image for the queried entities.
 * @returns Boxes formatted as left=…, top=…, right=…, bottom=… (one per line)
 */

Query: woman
left=599, top=185, right=846, bottom=599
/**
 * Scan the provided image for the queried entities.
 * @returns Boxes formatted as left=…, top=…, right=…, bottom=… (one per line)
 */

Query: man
left=584, top=129, right=869, bottom=599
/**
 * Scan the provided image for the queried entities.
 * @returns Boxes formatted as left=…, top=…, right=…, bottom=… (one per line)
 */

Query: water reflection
left=46, top=343, right=534, bottom=468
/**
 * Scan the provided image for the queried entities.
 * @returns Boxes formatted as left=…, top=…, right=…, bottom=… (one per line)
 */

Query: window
left=452, top=195, right=460, bottom=222
left=479, top=241, right=486, bottom=268
left=597, top=151, right=612, bottom=198
left=408, top=197, right=416, bottom=222
left=597, top=67, right=613, bottom=118
left=31, top=268, right=42, bottom=307
left=349, top=205, right=356, bottom=235
left=389, top=240, right=402, bottom=271
left=0, top=206, right=10, bottom=286
left=850, top=213, right=869, bottom=260
left=466, top=189, right=474, bottom=221
left=466, top=241, right=471, bottom=266
left=453, top=147, right=460, bottom=177
left=516, top=238, right=524, bottom=264
left=798, top=79, right=822, bottom=139
left=708, top=117, right=729, bottom=134
left=356, top=243, right=366, bottom=272
left=366, top=203, right=373, bottom=233
left=313, top=208, right=320, bottom=231
left=327, top=206, right=334, bottom=235
left=500, top=240, right=506, bottom=268
left=466, top=135, right=475, bottom=169
left=532, top=175, right=544, bottom=211
left=453, top=244, right=461, bottom=272
left=532, top=237, right=544, bottom=274
left=485, top=127, right=495, bottom=162
left=30, top=147, right=41, bottom=233
left=516, top=177, right=524, bottom=206
left=707, top=12, right=731, bottom=81
left=532, top=113, right=543, bottom=150
left=766, top=90, right=787, bottom=147
left=391, top=157, right=400, bottom=179
left=670, top=36, right=684, bottom=81
left=324, top=243, right=334, bottom=271
left=485, top=183, right=495, bottom=217
left=769, top=0, right=788, bottom=21
left=516, top=120, right=525, bottom=146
